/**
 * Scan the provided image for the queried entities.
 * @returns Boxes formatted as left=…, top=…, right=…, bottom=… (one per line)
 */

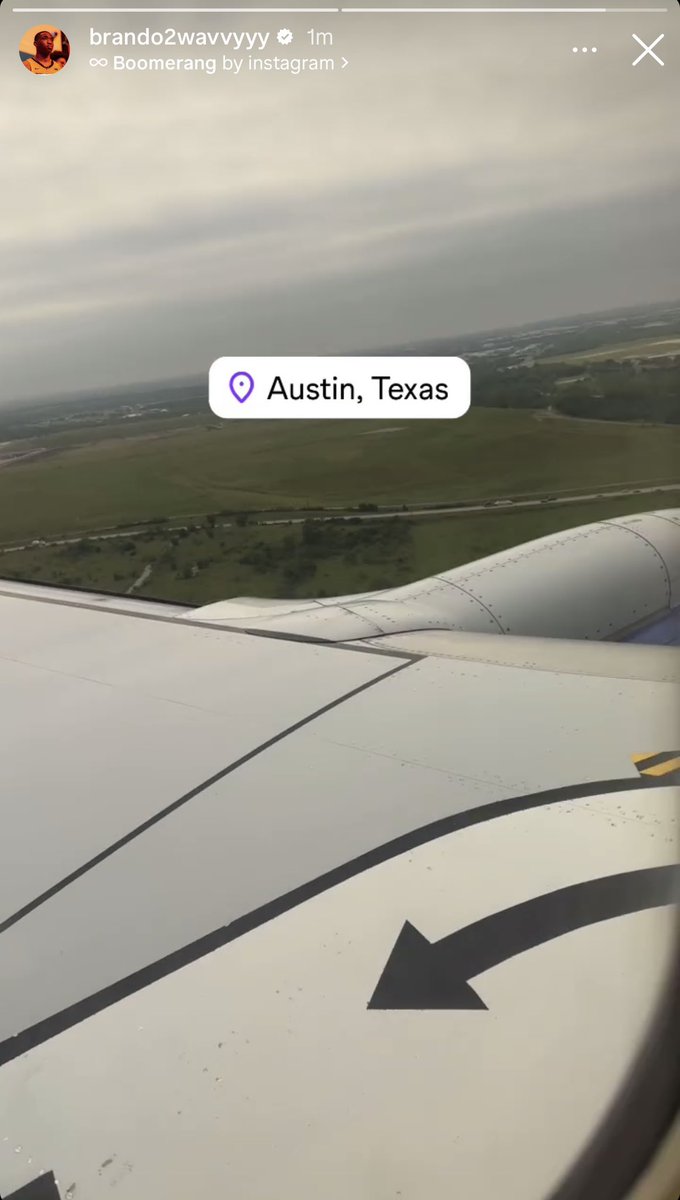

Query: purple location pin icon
left=229, top=371, right=254, bottom=404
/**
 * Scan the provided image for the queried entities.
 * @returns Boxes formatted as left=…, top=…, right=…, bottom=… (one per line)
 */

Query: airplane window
left=0, top=2, right=678, bottom=1199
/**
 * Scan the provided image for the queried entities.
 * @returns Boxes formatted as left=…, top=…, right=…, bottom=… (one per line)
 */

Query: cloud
left=1, top=8, right=678, bottom=400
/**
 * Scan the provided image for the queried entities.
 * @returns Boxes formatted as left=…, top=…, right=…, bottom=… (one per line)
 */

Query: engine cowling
left=190, top=510, right=680, bottom=643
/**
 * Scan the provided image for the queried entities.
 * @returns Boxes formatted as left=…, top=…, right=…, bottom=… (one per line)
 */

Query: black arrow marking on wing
left=0, top=776, right=672, bottom=1067
left=1, top=1171, right=61, bottom=1199
left=368, top=865, right=680, bottom=1010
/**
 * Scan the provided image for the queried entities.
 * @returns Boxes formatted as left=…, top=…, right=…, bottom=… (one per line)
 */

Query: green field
left=1, top=408, right=680, bottom=544
left=3, top=490, right=679, bottom=606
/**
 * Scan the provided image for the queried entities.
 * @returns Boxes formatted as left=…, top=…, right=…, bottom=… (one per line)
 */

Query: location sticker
left=229, top=371, right=254, bottom=404
left=210, top=356, right=471, bottom=419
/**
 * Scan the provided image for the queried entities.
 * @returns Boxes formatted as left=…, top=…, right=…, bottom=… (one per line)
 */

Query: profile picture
left=19, top=26, right=71, bottom=75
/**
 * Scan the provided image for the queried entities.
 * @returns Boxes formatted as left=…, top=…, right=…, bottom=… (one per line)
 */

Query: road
left=261, top=483, right=680, bottom=525
left=126, top=562, right=154, bottom=594
left=1, top=482, right=678, bottom=555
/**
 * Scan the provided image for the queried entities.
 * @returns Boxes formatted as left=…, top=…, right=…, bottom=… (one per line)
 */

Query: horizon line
left=1, top=295, right=678, bottom=410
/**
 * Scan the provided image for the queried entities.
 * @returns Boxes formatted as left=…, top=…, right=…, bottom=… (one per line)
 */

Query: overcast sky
left=1, top=4, right=679, bottom=402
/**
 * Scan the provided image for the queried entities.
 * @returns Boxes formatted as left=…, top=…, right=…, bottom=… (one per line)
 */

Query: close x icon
left=632, top=33, right=665, bottom=67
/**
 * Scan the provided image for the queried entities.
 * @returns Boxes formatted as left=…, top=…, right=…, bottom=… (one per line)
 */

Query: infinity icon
left=89, top=57, right=108, bottom=67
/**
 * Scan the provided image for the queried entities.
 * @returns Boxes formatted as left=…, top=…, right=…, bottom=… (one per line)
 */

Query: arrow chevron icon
left=368, top=865, right=680, bottom=1011
left=3, top=1170, right=61, bottom=1198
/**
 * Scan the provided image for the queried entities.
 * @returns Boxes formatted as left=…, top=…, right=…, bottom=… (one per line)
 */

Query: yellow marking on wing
left=640, top=757, right=680, bottom=778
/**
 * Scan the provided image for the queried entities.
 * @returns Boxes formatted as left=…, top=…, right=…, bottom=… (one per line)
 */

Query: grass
left=3, top=490, right=679, bottom=606
left=1, top=409, right=679, bottom=544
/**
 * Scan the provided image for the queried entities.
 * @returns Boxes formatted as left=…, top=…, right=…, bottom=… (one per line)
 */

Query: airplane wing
left=1, top=511, right=679, bottom=1200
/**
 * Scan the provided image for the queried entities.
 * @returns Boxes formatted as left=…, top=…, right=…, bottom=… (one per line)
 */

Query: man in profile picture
left=23, top=29, right=62, bottom=74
